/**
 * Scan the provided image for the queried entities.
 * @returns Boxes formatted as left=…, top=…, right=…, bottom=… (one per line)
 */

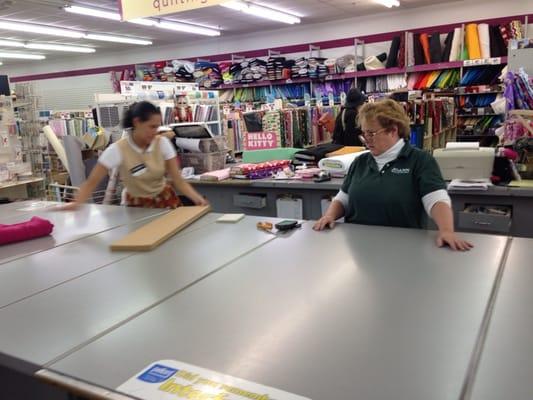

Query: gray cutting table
left=469, top=237, right=533, bottom=400
left=0, top=212, right=220, bottom=309
left=0, top=213, right=280, bottom=373
left=0, top=203, right=166, bottom=265
left=44, top=223, right=508, bottom=400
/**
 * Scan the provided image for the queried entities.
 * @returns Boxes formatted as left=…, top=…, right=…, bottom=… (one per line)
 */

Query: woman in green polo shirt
left=314, top=99, right=473, bottom=251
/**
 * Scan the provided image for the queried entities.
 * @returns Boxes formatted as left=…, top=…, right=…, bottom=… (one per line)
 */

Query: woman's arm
left=165, top=158, right=208, bottom=206
left=431, top=202, right=473, bottom=251
left=62, top=163, right=109, bottom=210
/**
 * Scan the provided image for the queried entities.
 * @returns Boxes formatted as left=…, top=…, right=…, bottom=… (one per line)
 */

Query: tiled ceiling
left=0, top=0, right=461, bottom=62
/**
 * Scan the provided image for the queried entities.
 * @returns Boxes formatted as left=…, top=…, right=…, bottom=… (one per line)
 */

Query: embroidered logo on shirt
left=391, top=168, right=410, bottom=174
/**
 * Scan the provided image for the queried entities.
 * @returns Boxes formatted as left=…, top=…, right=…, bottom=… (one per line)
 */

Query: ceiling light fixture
left=0, top=20, right=85, bottom=38
left=63, top=5, right=221, bottom=36
left=25, top=43, right=96, bottom=53
left=0, top=39, right=96, bottom=53
left=0, top=39, right=24, bottom=48
left=221, top=1, right=301, bottom=24
left=0, top=19, right=152, bottom=45
left=155, top=20, right=220, bottom=36
left=84, top=33, right=152, bottom=45
left=64, top=5, right=121, bottom=21
left=0, top=52, right=45, bottom=60
left=374, top=0, right=400, bottom=8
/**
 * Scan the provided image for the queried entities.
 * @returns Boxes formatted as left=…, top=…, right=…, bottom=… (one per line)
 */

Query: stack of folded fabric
left=194, top=61, right=222, bottom=88
left=291, top=57, right=309, bottom=79
left=308, top=58, right=328, bottom=79
left=230, top=160, right=291, bottom=179
left=335, top=54, right=356, bottom=73
left=267, top=57, right=287, bottom=80
left=200, top=168, right=231, bottom=181
left=172, top=60, right=195, bottom=81
left=324, top=58, right=337, bottom=74
left=294, top=143, right=344, bottom=166
left=220, top=62, right=232, bottom=85
left=229, top=59, right=268, bottom=84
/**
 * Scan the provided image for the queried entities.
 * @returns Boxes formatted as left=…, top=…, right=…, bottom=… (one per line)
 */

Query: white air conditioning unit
left=94, top=94, right=132, bottom=143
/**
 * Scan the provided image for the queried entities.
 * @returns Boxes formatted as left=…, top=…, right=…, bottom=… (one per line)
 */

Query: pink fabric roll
left=0, top=216, right=54, bottom=245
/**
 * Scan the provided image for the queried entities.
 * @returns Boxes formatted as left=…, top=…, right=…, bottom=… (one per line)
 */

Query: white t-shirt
left=98, top=135, right=177, bottom=170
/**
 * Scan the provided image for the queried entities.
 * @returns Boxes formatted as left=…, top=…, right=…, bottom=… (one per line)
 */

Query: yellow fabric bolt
left=466, top=23, right=482, bottom=60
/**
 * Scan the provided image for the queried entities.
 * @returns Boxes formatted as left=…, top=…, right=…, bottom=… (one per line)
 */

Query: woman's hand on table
left=436, top=231, right=474, bottom=251
left=313, top=215, right=337, bottom=231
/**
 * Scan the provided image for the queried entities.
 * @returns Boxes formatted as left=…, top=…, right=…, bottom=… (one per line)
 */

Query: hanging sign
left=119, top=0, right=226, bottom=21
left=117, top=360, right=311, bottom=400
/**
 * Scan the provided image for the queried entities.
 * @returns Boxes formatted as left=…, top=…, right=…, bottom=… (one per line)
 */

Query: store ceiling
left=0, top=0, right=461, bottom=62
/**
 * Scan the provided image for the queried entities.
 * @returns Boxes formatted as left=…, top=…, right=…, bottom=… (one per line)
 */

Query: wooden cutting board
left=110, top=206, right=211, bottom=251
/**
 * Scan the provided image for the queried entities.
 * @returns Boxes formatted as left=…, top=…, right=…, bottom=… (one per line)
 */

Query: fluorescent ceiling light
left=26, top=43, right=96, bottom=53
left=0, top=52, right=45, bottom=60
left=0, top=62, right=3, bottom=66
left=85, top=33, right=152, bottom=45
left=64, top=5, right=121, bottom=21
left=0, top=39, right=24, bottom=48
left=221, top=1, right=301, bottom=24
left=0, top=19, right=151, bottom=45
left=156, top=21, right=220, bottom=36
left=0, top=20, right=85, bottom=38
left=62, top=5, right=221, bottom=37
left=0, top=38, right=95, bottom=53
left=129, top=18, right=156, bottom=27
left=374, top=0, right=400, bottom=8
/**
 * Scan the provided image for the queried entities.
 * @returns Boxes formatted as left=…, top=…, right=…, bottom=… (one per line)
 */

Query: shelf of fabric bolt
left=37, top=221, right=510, bottom=400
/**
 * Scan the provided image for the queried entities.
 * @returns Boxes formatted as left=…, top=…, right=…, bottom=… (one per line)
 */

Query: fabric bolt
left=449, top=27, right=462, bottom=62
left=407, top=73, right=420, bottom=90
left=364, top=55, right=385, bottom=70
left=510, top=20, right=523, bottom=39
left=407, top=32, right=416, bottom=66
left=490, top=25, right=507, bottom=57
left=398, top=33, right=406, bottom=68
left=442, top=31, right=454, bottom=62
left=386, top=36, right=401, bottom=68
left=478, top=23, right=491, bottom=59
left=499, top=24, right=511, bottom=45
left=419, top=33, right=431, bottom=64
left=414, top=33, right=424, bottom=64
left=0, top=216, right=54, bottom=245
left=466, top=23, right=482, bottom=59
left=429, top=33, right=443, bottom=63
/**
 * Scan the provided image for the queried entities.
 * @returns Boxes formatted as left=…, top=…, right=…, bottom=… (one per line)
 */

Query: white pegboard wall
left=20, top=74, right=113, bottom=111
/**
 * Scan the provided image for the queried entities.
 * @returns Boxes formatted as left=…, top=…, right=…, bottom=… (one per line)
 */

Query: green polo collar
left=398, top=140, right=413, bottom=159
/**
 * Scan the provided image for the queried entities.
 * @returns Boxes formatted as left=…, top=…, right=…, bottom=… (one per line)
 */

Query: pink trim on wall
left=11, top=13, right=532, bottom=83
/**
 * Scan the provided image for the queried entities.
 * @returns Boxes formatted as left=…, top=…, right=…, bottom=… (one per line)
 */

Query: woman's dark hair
left=122, top=101, right=160, bottom=129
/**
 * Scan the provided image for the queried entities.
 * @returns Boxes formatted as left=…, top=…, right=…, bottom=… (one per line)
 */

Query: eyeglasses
left=361, top=127, right=387, bottom=138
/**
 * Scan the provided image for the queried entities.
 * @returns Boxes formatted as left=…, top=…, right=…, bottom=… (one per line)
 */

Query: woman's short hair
left=358, top=99, right=411, bottom=139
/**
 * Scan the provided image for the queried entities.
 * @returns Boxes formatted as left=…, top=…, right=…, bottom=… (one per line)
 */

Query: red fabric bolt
left=0, top=216, right=54, bottom=245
